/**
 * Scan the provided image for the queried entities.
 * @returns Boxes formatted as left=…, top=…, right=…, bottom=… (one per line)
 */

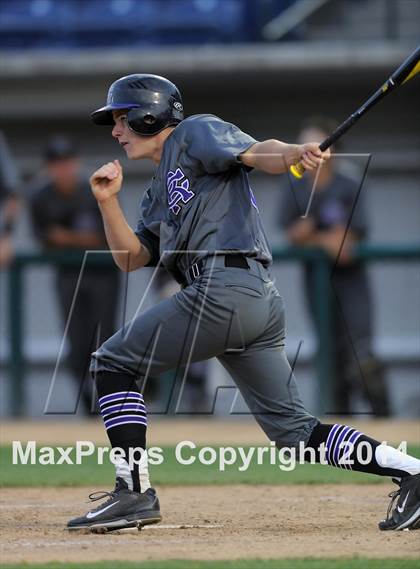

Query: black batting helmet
left=91, top=74, right=184, bottom=136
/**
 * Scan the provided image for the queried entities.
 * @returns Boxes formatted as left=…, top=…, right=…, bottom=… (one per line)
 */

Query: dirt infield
left=1, top=420, right=419, bottom=563
left=1, top=485, right=419, bottom=564
left=2, top=418, right=419, bottom=445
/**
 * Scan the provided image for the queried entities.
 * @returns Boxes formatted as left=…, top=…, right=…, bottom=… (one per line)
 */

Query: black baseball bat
left=290, top=45, right=420, bottom=178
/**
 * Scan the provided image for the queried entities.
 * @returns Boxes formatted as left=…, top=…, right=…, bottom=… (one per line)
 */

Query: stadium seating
left=0, top=0, right=75, bottom=48
left=0, top=0, right=276, bottom=48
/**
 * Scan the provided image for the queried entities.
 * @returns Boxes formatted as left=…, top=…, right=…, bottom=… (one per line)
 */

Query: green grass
left=1, top=559, right=418, bottom=569
left=1, top=445, right=418, bottom=488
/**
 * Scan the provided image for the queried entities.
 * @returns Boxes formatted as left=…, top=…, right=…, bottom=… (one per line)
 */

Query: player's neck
left=150, top=127, right=176, bottom=165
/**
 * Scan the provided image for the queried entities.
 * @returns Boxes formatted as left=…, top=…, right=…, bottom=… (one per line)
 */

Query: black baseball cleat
left=379, top=474, right=420, bottom=531
left=67, top=477, right=162, bottom=532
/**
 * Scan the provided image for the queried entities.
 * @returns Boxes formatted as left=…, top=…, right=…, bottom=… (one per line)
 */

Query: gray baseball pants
left=90, top=256, right=318, bottom=448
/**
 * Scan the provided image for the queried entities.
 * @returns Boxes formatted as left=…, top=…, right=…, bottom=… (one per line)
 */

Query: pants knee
left=89, top=348, right=127, bottom=376
left=263, top=417, right=319, bottom=451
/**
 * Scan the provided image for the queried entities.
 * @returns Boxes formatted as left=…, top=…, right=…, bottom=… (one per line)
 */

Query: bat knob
left=290, top=163, right=305, bottom=179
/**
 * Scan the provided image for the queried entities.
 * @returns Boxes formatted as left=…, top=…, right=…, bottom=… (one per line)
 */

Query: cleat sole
left=67, top=512, right=162, bottom=533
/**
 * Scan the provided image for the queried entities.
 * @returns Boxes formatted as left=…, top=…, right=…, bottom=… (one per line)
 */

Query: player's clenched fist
left=90, top=159, right=123, bottom=203
left=299, top=143, right=331, bottom=171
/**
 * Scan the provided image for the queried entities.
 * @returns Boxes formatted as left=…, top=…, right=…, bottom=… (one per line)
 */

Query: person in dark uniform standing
left=279, top=117, right=390, bottom=417
left=0, top=131, right=21, bottom=268
left=29, top=136, right=120, bottom=414
left=0, top=180, right=18, bottom=267
left=67, top=75, right=419, bottom=533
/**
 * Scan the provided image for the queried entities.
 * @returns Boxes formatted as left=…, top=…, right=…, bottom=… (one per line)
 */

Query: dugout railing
left=5, top=244, right=420, bottom=417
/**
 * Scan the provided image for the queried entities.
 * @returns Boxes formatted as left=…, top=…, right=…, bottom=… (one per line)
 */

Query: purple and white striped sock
left=308, top=422, right=418, bottom=478
left=324, top=424, right=362, bottom=470
left=99, top=390, right=147, bottom=432
left=95, top=372, right=149, bottom=493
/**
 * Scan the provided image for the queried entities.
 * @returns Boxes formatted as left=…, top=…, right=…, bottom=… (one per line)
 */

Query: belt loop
left=187, top=260, right=203, bottom=283
left=191, top=263, right=200, bottom=279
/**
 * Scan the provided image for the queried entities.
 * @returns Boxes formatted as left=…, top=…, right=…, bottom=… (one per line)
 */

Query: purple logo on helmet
left=167, top=168, right=194, bottom=215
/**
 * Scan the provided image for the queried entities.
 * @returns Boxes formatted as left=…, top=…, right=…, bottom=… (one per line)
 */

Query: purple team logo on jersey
left=167, top=167, right=195, bottom=215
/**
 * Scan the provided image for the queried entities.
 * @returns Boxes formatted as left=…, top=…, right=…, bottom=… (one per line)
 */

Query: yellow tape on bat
left=290, top=45, right=420, bottom=179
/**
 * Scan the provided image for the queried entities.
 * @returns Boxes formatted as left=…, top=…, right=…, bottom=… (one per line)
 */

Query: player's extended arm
left=90, top=160, right=151, bottom=272
left=240, top=140, right=329, bottom=174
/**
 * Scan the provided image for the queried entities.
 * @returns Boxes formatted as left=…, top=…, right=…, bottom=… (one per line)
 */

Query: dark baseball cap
left=44, top=136, right=77, bottom=162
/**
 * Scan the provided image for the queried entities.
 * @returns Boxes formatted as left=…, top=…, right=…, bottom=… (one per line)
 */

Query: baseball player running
left=67, top=74, right=420, bottom=532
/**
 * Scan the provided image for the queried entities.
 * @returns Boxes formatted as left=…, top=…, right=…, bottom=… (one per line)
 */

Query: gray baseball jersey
left=91, top=114, right=318, bottom=450
left=135, top=114, right=272, bottom=282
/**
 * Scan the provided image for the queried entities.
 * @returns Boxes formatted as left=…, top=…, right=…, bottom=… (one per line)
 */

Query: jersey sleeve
left=180, top=116, right=258, bottom=174
left=134, top=188, right=161, bottom=267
